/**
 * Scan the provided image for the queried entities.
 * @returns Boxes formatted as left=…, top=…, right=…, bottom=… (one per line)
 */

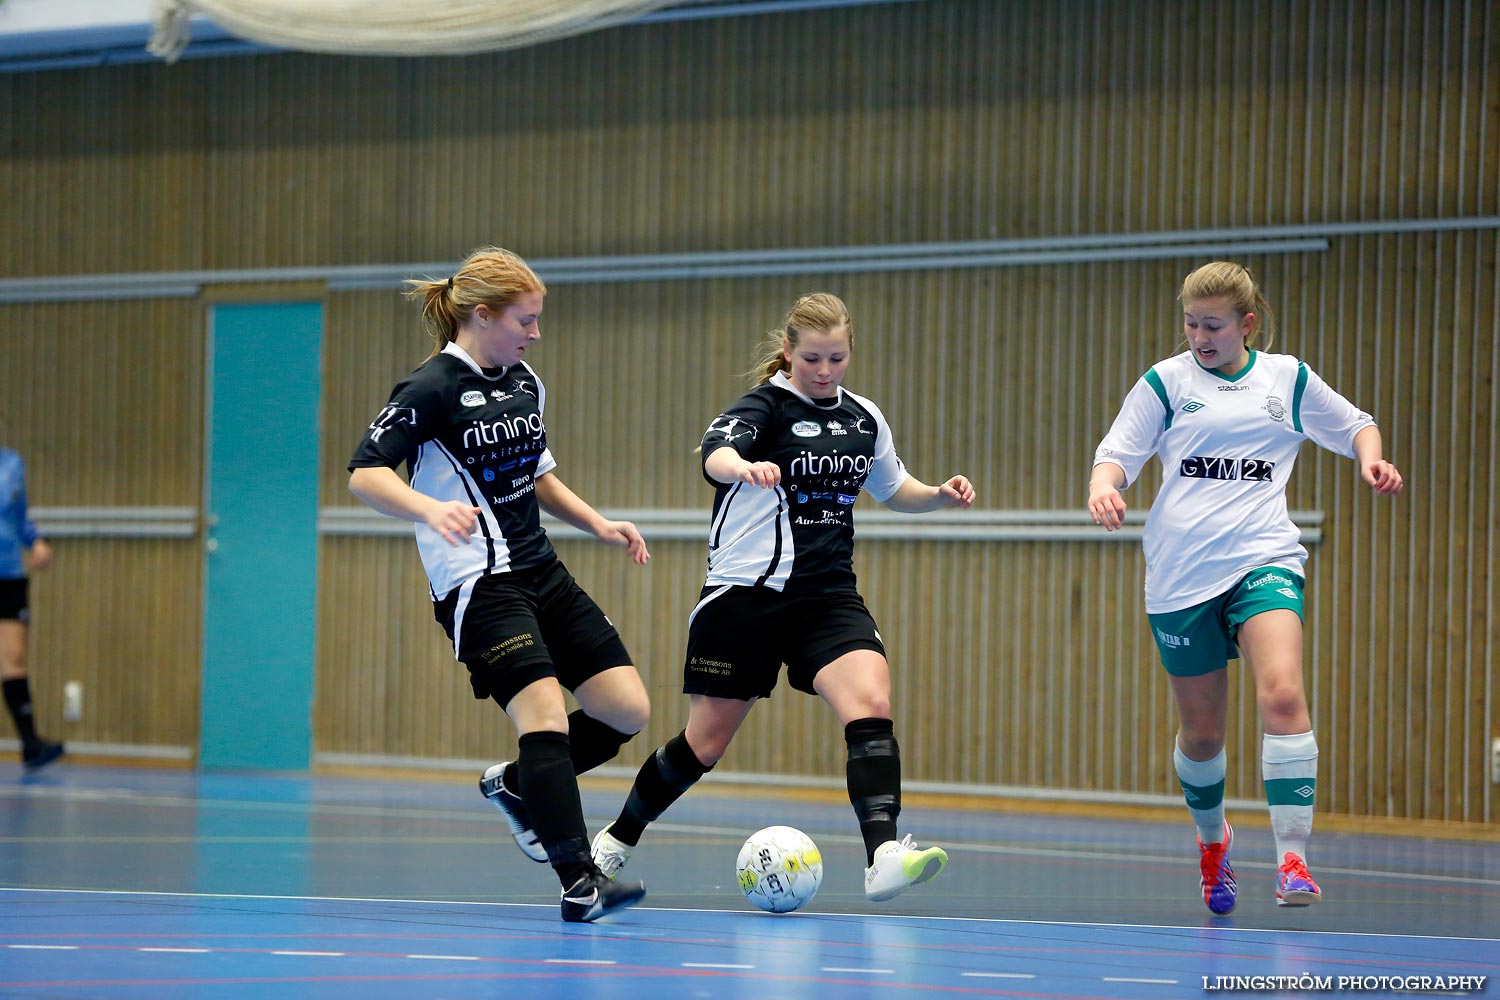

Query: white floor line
left=1, top=886, right=1495, bottom=944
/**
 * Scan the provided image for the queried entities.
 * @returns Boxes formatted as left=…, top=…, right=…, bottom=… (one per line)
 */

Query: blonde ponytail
left=404, top=247, right=546, bottom=358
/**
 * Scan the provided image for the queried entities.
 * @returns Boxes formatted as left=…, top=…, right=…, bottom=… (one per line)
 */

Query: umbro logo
left=1182, top=400, right=1206, bottom=413
left=1293, top=784, right=1314, bottom=799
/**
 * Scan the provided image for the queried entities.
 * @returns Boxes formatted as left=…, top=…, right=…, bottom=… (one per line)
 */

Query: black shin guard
left=516, top=730, right=591, bottom=887
left=612, top=730, right=712, bottom=846
left=845, top=717, right=901, bottom=864
left=2, top=678, right=38, bottom=748
left=567, top=709, right=635, bottom=776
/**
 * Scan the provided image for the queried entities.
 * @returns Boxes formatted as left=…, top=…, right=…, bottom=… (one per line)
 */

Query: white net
left=149, top=0, right=687, bottom=62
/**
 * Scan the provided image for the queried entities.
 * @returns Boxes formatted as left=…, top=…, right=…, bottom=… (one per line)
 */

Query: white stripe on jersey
left=706, top=483, right=795, bottom=590
left=836, top=386, right=908, bottom=503
left=448, top=576, right=479, bottom=658
left=411, top=438, right=514, bottom=596
left=687, top=584, right=735, bottom=629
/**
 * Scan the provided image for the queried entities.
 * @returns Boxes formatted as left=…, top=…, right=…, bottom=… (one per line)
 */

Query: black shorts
left=433, top=558, right=631, bottom=709
left=0, top=578, right=28, bottom=623
left=683, top=585, right=885, bottom=700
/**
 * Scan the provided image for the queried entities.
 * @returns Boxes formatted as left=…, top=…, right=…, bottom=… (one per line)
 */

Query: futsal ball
left=736, top=825, right=823, bottom=913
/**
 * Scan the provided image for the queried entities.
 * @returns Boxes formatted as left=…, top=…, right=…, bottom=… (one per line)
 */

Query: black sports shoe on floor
left=560, top=871, right=646, bottom=923
left=22, top=741, right=64, bottom=769
left=478, top=762, right=547, bottom=862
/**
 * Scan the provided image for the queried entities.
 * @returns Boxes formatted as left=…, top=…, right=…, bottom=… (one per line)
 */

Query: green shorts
left=1147, top=566, right=1305, bottom=677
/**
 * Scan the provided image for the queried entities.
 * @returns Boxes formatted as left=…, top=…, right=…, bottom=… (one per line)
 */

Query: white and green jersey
left=1093, top=350, right=1373, bottom=613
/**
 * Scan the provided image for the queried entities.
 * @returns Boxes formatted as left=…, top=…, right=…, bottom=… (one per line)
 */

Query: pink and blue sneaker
left=1197, top=822, right=1237, bottom=915
left=1275, top=853, right=1322, bottom=906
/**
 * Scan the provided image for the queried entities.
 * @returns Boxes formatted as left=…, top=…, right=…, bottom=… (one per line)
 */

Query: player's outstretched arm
left=883, top=475, right=975, bottom=513
left=349, top=466, right=481, bottom=547
left=535, top=471, right=649, bottom=565
left=704, top=447, right=780, bottom=489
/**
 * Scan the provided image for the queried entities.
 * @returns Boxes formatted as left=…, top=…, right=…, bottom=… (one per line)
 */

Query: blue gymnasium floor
left=1, top=763, right=1496, bottom=999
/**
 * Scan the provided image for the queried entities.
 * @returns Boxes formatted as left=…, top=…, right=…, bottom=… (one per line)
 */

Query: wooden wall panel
left=3, top=1, right=1494, bottom=277
left=0, top=300, right=204, bottom=506
left=25, top=540, right=203, bottom=750
left=0, top=70, right=206, bottom=277
left=0, top=299, right=205, bottom=750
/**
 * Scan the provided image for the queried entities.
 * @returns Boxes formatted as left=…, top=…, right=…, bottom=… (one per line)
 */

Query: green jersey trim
left=1143, top=369, right=1173, bottom=430
left=1291, top=362, right=1309, bottom=433
left=1194, top=349, right=1259, bottom=382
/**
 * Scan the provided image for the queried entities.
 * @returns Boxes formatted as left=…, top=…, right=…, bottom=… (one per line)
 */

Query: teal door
left=200, top=302, right=322, bottom=770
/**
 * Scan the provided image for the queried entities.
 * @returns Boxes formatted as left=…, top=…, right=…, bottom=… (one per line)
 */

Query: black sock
left=846, top=717, right=901, bottom=865
left=611, top=730, right=712, bottom=846
left=516, top=730, right=591, bottom=888
left=566, top=710, right=636, bottom=775
left=500, top=710, right=636, bottom=795
left=3, top=678, right=39, bottom=749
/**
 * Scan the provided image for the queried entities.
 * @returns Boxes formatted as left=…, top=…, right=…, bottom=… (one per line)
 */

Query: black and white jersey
left=349, top=343, right=558, bottom=596
left=700, top=372, right=908, bottom=594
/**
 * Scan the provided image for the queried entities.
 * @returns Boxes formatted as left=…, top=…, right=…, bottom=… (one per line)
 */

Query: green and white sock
left=1174, top=743, right=1227, bottom=844
left=1262, top=731, right=1318, bottom=861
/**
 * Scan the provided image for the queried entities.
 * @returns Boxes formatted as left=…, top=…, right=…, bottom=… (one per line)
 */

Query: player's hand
left=737, top=461, right=781, bottom=489
left=426, top=501, right=483, bottom=546
left=598, top=519, right=650, bottom=565
left=938, top=476, right=975, bottom=508
left=1088, top=482, right=1127, bottom=531
left=27, top=538, right=52, bottom=572
left=1362, top=460, right=1404, bottom=495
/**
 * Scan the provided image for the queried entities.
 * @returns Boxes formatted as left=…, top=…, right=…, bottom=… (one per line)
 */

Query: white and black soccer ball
left=736, top=825, right=823, bottom=913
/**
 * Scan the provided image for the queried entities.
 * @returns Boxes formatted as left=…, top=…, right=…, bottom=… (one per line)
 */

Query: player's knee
left=1176, top=722, right=1224, bottom=755
left=836, top=697, right=891, bottom=724
left=1178, top=731, right=1225, bottom=761
left=1257, top=682, right=1307, bottom=726
left=686, top=730, right=732, bottom=766
left=614, top=693, right=650, bottom=735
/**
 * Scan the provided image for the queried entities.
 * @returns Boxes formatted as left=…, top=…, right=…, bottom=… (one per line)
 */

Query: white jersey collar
left=442, top=341, right=509, bottom=380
